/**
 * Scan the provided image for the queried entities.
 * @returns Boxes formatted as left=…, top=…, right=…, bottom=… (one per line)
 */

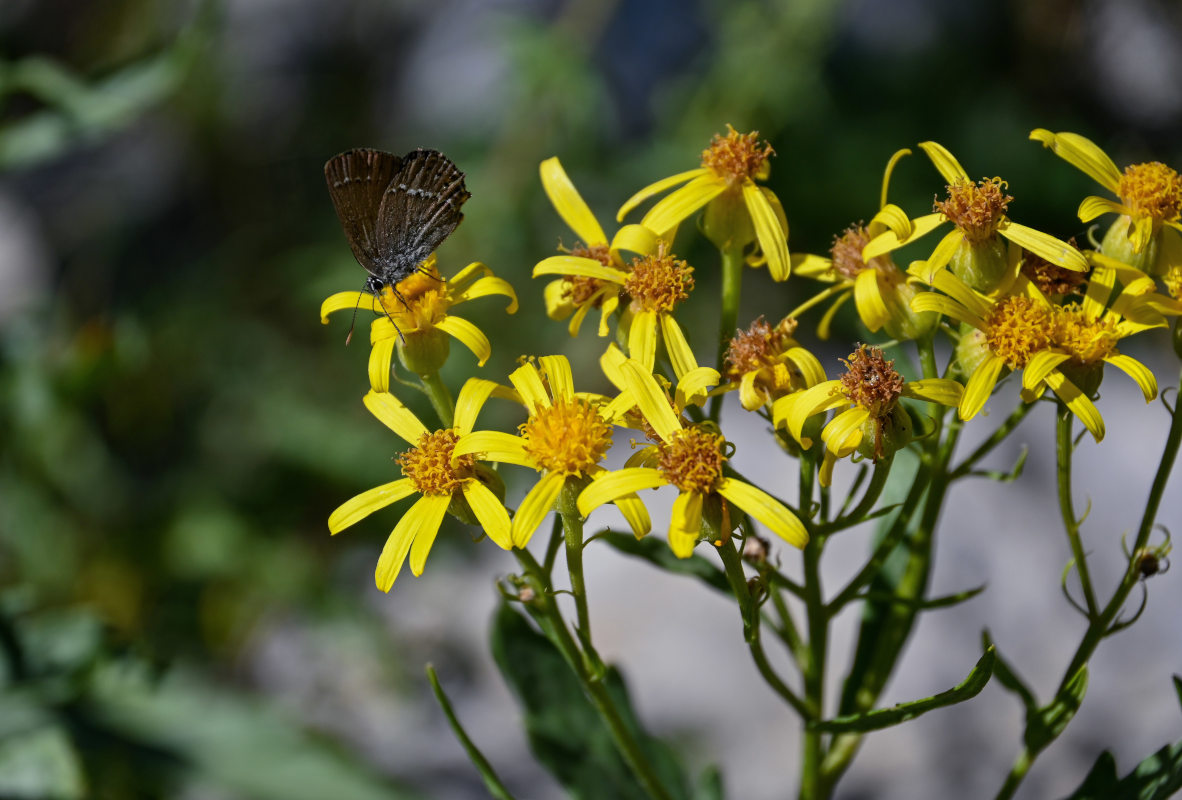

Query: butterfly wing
left=324, top=149, right=405, bottom=274
left=375, top=149, right=470, bottom=274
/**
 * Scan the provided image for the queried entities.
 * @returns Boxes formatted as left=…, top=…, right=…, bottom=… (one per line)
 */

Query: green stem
left=710, top=245, right=746, bottom=422
left=514, top=549, right=674, bottom=800
left=950, top=401, right=1034, bottom=479
left=420, top=370, right=455, bottom=428
left=1055, top=409, right=1099, bottom=617
left=799, top=451, right=827, bottom=800
left=426, top=665, right=517, bottom=800
left=818, top=456, right=893, bottom=535
left=562, top=511, right=594, bottom=656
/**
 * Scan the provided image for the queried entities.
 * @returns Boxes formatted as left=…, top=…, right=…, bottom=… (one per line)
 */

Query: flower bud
left=398, top=328, right=451, bottom=376
left=700, top=187, right=756, bottom=253
left=950, top=237, right=1008, bottom=293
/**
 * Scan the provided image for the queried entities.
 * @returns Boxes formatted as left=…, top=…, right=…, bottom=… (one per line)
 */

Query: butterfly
left=324, top=148, right=470, bottom=337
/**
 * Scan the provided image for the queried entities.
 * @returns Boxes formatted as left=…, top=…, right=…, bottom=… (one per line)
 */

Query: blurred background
left=2, top=0, right=1182, bottom=798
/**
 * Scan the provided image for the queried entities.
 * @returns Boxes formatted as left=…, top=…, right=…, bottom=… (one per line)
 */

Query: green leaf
left=811, top=646, right=994, bottom=734
left=426, top=664, right=516, bottom=800
left=1063, top=742, right=1182, bottom=799
left=982, top=630, right=1037, bottom=715
left=0, top=724, right=85, bottom=799
left=694, top=765, right=725, bottom=800
left=490, top=602, right=692, bottom=800
left=1026, top=665, right=1088, bottom=754
left=599, top=531, right=730, bottom=595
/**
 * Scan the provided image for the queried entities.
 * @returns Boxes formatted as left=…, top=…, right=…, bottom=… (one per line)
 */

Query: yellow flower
left=452, top=355, right=650, bottom=548
left=578, top=358, right=808, bottom=558
left=321, top=255, right=517, bottom=388
left=864, top=141, right=1088, bottom=292
left=598, top=342, right=719, bottom=423
left=1031, top=128, right=1182, bottom=274
left=721, top=316, right=825, bottom=411
left=792, top=149, right=938, bottom=340
left=533, top=157, right=661, bottom=337
left=616, top=125, right=791, bottom=281
left=328, top=380, right=512, bottom=592
left=911, top=268, right=1160, bottom=442
left=774, top=345, right=962, bottom=486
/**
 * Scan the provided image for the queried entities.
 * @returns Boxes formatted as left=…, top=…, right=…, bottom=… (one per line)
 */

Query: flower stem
left=420, top=370, right=455, bottom=428
left=561, top=510, right=595, bottom=658
left=799, top=450, right=827, bottom=800
left=1055, top=409, right=1099, bottom=617
left=710, top=245, right=745, bottom=422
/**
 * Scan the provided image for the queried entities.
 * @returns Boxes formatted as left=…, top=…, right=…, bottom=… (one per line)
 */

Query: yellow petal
left=918, top=141, right=970, bottom=184
left=869, top=202, right=913, bottom=240
left=926, top=229, right=965, bottom=276
left=1022, top=351, right=1071, bottom=392
left=716, top=477, right=808, bottom=549
left=1130, top=214, right=1154, bottom=255
left=1044, top=371, right=1105, bottom=442
left=370, top=315, right=398, bottom=344
left=599, top=342, right=629, bottom=389
left=453, top=378, right=501, bottom=435
left=738, top=371, right=763, bottom=411
left=597, top=294, right=619, bottom=337
left=328, top=478, right=418, bottom=533
left=791, top=253, right=835, bottom=279
left=453, top=275, right=519, bottom=314
left=862, top=212, right=947, bottom=261
left=453, top=430, right=532, bottom=467
left=533, top=255, right=628, bottom=283
left=641, top=174, right=727, bottom=236
left=775, top=380, right=845, bottom=446
left=610, top=224, right=659, bottom=259
left=447, top=260, right=490, bottom=287
left=377, top=494, right=450, bottom=591
left=321, top=291, right=376, bottom=324
left=1077, top=196, right=1125, bottom=223
left=929, top=269, right=993, bottom=320
left=628, top=309, right=659, bottom=374
left=363, top=390, right=429, bottom=443
left=1105, top=354, right=1157, bottom=402
left=463, top=479, right=512, bottom=549
left=785, top=346, right=827, bottom=388
left=578, top=467, right=665, bottom=516
left=675, top=366, right=721, bottom=410
left=544, top=278, right=575, bottom=321
left=618, top=168, right=710, bottom=222
left=661, top=314, right=698, bottom=379
left=818, top=451, right=837, bottom=489
left=539, top=355, right=574, bottom=402
left=1029, top=129, right=1122, bottom=193
left=853, top=268, right=890, bottom=331
left=822, top=406, right=869, bottom=457
left=509, top=361, right=550, bottom=414
left=998, top=221, right=1089, bottom=272
left=434, top=316, right=489, bottom=367
left=817, top=291, right=852, bottom=340
left=668, top=490, right=704, bottom=558
left=959, top=354, right=1006, bottom=420
left=511, top=471, right=567, bottom=548
left=368, top=336, right=395, bottom=393
left=620, top=359, right=682, bottom=443
left=903, top=378, right=964, bottom=407
left=880, top=147, right=912, bottom=209
left=540, top=156, right=607, bottom=245
left=743, top=182, right=790, bottom=281
left=910, top=292, right=986, bottom=331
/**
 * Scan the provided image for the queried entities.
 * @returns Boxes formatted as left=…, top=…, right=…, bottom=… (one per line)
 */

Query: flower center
left=397, top=429, right=474, bottom=495
left=657, top=426, right=726, bottom=494
left=725, top=316, right=797, bottom=378
left=935, top=178, right=1012, bottom=244
left=570, top=242, right=612, bottom=266
left=379, top=264, right=450, bottom=330
left=520, top=398, right=613, bottom=475
left=1052, top=305, right=1120, bottom=364
left=623, top=243, right=694, bottom=313
left=700, top=125, right=774, bottom=188
left=1118, top=161, right=1182, bottom=222
left=839, top=345, right=904, bottom=419
left=1021, top=243, right=1087, bottom=297
left=830, top=224, right=896, bottom=280
left=984, top=295, right=1054, bottom=369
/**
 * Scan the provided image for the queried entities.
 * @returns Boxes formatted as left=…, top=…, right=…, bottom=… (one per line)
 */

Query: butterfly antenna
left=344, top=282, right=368, bottom=346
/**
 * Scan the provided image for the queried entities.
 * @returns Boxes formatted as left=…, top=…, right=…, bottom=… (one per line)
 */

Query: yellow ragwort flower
left=533, top=157, right=661, bottom=337
left=452, top=355, right=650, bottom=548
left=911, top=269, right=1160, bottom=442
left=774, top=345, right=962, bottom=486
left=793, top=148, right=938, bottom=340
left=328, top=380, right=512, bottom=592
left=864, top=141, right=1088, bottom=292
left=598, top=342, right=720, bottom=423
left=321, top=255, right=517, bottom=388
left=616, top=125, right=791, bottom=281
left=1031, top=128, right=1182, bottom=275
left=722, top=316, right=825, bottom=411
left=578, top=358, right=808, bottom=558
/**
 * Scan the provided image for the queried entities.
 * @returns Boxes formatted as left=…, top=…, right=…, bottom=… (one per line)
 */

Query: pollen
left=379, top=265, right=450, bottom=330
left=1118, top=162, right=1182, bottom=223
left=725, top=316, right=797, bottom=379
left=397, top=429, right=475, bottom=495
left=839, top=345, right=904, bottom=418
left=1021, top=242, right=1087, bottom=297
left=657, top=426, right=726, bottom=494
left=830, top=224, right=895, bottom=280
left=700, top=125, right=774, bottom=188
left=570, top=242, right=612, bottom=265
left=520, top=397, right=613, bottom=475
left=984, top=295, right=1054, bottom=369
left=1052, top=305, right=1120, bottom=364
left=935, top=178, right=1012, bottom=244
left=624, top=243, right=694, bottom=313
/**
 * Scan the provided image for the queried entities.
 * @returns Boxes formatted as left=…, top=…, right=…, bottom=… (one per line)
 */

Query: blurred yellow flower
left=721, top=316, right=825, bottom=411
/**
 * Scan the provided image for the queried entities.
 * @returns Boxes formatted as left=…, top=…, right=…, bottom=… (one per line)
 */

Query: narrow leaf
left=426, top=664, right=516, bottom=800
